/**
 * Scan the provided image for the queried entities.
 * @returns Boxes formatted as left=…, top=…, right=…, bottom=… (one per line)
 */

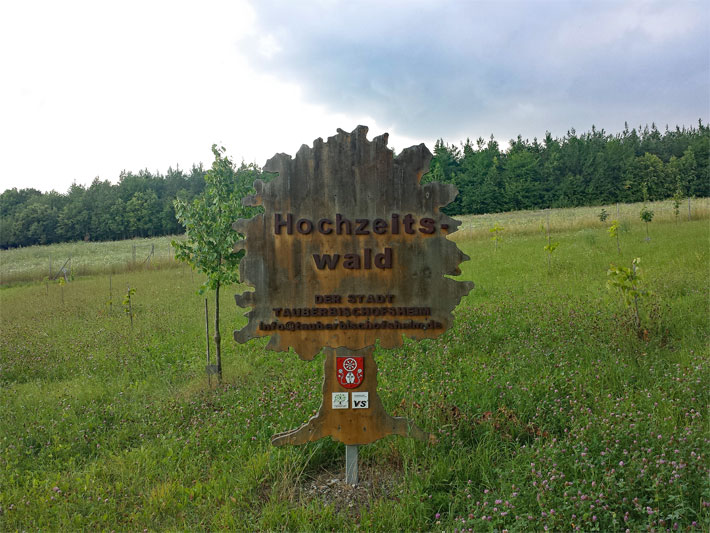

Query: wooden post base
left=271, top=346, right=435, bottom=446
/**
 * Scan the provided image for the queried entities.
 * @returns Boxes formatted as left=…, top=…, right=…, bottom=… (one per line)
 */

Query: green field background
left=0, top=206, right=708, bottom=531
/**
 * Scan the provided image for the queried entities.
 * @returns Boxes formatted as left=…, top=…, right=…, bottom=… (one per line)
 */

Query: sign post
left=345, top=444, right=359, bottom=485
left=233, top=126, right=473, bottom=483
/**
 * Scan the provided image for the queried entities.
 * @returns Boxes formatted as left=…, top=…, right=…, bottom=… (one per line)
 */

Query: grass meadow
left=0, top=204, right=708, bottom=531
left=0, top=235, right=184, bottom=285
left=452, top=197, right=710, bottom=241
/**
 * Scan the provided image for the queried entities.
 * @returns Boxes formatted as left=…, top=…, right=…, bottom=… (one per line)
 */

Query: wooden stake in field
left=546, top=210, right=551, bottom=270
left=543, top=209, right=559, bottom=271
left=127, top=287, right=133, bottom=327
left=205, top=299, right=211, bottom=385
left=124, top=285, right=135, bottom=328
left=204, top=298, right=219, bottom=386
left=53, top=257, right=71, bottom=281
left=213, top=282, right=222, bottom=382
left=141, top=245, right=154, bottom=268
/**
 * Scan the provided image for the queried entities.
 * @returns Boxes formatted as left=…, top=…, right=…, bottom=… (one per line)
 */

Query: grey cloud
left=241, top=0, right=709, bottom=142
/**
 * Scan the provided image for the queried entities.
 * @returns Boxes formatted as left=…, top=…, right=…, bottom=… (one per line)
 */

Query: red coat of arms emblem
left=336, top=356, right=364, bottom=389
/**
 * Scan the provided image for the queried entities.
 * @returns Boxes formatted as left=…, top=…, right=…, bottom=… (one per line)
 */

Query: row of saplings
left=487, top=184, right=682, bottom=340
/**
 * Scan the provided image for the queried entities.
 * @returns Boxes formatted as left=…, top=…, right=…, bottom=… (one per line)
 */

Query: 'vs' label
left=352, top=392, right=369, bottom=409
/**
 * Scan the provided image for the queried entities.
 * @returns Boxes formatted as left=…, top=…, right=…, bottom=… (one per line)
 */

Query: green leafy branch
left=608, top=220, right=621, bottom=254
left=490, top=224, right=504, bottom=251
left=123, top=286, right=136, bottom=327
left=544, top=241, right=559, bottom=254
left=607, top=257, right=652, bottom=335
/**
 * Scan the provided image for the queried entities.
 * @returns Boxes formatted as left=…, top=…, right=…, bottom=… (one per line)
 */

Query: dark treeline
left=1, top=120, right=708, bottom=249
left=429, top=120, right=709, bottom=215
left=0, top=166, right=209, bottom=248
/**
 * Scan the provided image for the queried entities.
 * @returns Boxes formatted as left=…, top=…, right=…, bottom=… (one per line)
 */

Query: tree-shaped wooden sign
left=233, top=126, right=473, bottom=446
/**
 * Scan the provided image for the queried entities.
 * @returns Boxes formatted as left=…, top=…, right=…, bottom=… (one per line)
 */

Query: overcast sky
left=1, top=0, right=708, bottom=193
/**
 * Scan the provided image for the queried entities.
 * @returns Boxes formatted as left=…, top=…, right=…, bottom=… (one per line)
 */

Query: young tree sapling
left=172, top=145, right=263, bottom=382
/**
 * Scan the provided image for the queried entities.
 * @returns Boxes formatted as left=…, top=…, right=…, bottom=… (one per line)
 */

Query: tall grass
left=452, top=197, right=710, bottom=241
left=0, top=235, right=185, bottom=285
left=0, top=205, right=708, bottom=531
left=2, top=199, right=707, bottom=283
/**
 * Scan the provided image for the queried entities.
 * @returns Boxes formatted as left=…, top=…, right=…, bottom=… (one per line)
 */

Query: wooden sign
left=233, top=126, right=473, bottom=446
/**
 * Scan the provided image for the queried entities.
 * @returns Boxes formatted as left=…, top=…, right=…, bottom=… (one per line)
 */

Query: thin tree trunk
left=127, top=286, right=133, bottom=328
left=633, top=295, right=640, bottom=332
left=214, top=280, right=222, bottom=382
left=546, top=210, right=551, bottom=270
left=632, top=262, right=641, bottom=333
left=205, top=298, right=211, bottom=387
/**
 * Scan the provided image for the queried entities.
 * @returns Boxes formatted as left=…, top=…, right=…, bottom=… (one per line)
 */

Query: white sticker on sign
left=352, top=392, right=369, bottom=409
left=332, top=392, right=349, bottom=409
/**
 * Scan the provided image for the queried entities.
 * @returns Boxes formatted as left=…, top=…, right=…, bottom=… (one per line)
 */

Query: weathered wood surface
left=233, top=125, right=473, bottom=360
left=233, top=125, right=473, bottom=446
left=271, top=346, right=434, bottom=446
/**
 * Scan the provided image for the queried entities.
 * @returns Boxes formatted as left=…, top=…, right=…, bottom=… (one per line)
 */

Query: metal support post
left=345, top=445, right=359, bottom=485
